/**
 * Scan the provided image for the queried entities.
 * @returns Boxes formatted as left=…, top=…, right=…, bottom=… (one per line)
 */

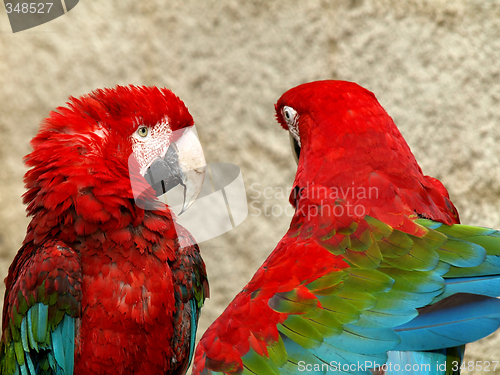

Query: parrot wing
left=170, top=231, right=209, bottom=375
left=193, top=216, right=500, bottom=375
left=1, top=240, right=81, bottom=375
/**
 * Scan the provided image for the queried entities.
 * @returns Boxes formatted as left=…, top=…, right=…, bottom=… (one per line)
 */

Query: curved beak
left=144, top=127, right=206, bottom=214
left=289, top=133, right=301, bottom=165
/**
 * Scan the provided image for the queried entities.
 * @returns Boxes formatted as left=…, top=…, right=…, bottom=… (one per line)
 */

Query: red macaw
left=193, top=80, right=500, bottom=375
left=0, top=85, right=209, bottom=375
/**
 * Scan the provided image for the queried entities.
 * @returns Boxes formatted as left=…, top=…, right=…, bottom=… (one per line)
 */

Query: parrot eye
left=137, top=126, right=149, bottom=138
left=282, top=106, right=301, bottom=147
left=282, top=106, right=298, bottom=124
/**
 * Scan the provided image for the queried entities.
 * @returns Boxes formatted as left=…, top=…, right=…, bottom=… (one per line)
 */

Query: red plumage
left=1, top=86, right=208, bottom=375
left=275, top=81, right=459, bottom=227
left=193, top=81, right=463, bottom=374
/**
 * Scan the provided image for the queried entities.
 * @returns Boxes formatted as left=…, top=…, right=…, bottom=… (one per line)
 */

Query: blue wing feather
left=17, top=303, right=76, bottom=375
left=395, top=296, right=500, bottom=351
left=435, top=275, right=500, bottom=302
left=26, top=309, right=38, bottom=353
left=187, top=298, right=198, bottom=369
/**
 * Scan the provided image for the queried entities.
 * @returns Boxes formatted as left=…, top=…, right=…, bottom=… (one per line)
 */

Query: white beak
left=173, top=127, right=207, bottom=214
left=143, top=126, right=206, bottom=214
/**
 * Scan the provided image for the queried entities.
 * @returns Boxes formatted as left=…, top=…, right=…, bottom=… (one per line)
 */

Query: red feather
left=193, top=81, right=460, bottom=374
left=1, top=85, right=208, bottom=375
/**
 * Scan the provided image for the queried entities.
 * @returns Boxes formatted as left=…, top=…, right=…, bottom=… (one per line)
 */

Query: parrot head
left=275, top=80, right=418, bottom=198
left=275, top=80, right=412, bottom=168
left=275, top=80, right=458, bottom=226
left=24, top=85, right=206, bottom=219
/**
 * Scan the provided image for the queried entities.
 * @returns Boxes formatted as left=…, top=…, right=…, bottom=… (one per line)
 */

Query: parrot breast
left=77, top=240, right=178, bottom=374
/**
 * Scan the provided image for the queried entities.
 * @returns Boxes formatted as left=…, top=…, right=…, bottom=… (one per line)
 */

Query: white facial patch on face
left=282, top=106, right=301, bottom=146
left=130, top=118, right=173, bottom=176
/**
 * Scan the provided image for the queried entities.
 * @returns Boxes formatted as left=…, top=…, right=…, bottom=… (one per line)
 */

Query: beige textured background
left=1, top=1, right=500, bottom=373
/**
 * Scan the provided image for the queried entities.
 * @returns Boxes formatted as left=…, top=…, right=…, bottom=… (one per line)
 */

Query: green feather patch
left=380, top=268, right=444, bottom=294
left=443, top=258, right=500, bottom=278
left=320, top=234, right=351, bottom=255
left=365, top=216, right=393, bottom=238
left=267, top=334, right=288, bottom=368
left=429, top=222, right=491, bottom=238
left=383, top=237, right=439, bottom=272
left=343, top=268, right=394, bottom=294
left=348, top=229, right=373, bottom=252
left=335, top=289, right=377, bottom=311
left=337, top=221, right=358, bottom=236
left=306, top=310, right=343, bottom=337
left=306, top=272, right=345, bottom=293
left=278, top=315, right=324, bottom=349
left=343, top=240, right=382, bottom=269
left=436, top=239, right=486, bottom=267
left=316, top=295, right=360, bottom=325
left=268, top=289, right=319, bottom=315
left=241, top=347, right=281, bottom=375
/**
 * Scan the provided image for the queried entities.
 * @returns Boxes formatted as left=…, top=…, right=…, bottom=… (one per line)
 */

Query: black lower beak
left=144, top=145, right=185, bottom=197
left=290, top=133, right=301, bottom=164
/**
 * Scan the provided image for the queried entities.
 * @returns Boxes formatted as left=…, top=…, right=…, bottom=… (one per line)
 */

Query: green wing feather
left=236, top=216, right=500, bottom=374
left=1, top=241, right=82, bottom=375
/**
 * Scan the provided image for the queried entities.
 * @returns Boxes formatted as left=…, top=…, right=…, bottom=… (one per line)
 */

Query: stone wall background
left=1, top=1, right=500, bottom=373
